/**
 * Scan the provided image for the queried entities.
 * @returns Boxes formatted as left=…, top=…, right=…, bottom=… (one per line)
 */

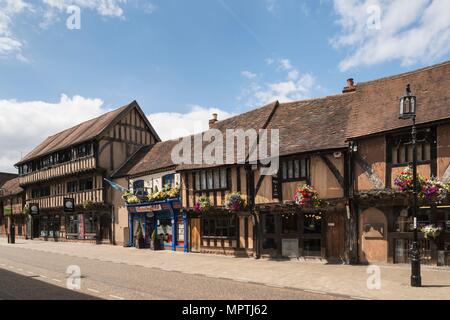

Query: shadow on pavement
left=0, top=268, right=101, bottom=300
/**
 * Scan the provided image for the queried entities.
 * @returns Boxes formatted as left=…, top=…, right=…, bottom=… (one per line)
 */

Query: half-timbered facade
left=111, top=140, right=184, bottom=249
left=14, top=101, right=160, bottom=243
left=179, top=95, right=353, bottom=261
left=0, top=176, right=26, bottom=239
left=347, top=61, right=450, bottom=266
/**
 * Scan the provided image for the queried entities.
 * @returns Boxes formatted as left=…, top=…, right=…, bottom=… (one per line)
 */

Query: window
left=162, top=174, right=175, bottom=188
left=67, top=181, right=78, bottom=193
left=390, top=131, right=432, bottom=166
left=66, top=215, right=79, bottom=235
left=84, top=213, right=98, bottom=234
left=194, top=168, right=229, bottom=191
left=31, top=186, right=50, bottom=198
left=202, top=216, right=236, bottom=238
left=281, top=213, right=298, bottom=234
left=79, top=178, right=93, bottom=191
left=281, top=157, right=309, bottom=181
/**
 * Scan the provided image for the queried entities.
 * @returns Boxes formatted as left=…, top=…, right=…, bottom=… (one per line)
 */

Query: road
left=0, top=245, right=346, bottom=300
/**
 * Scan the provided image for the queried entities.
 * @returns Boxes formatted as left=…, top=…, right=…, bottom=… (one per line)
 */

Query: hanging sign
left=29, top=203, right=40, bottom=215
left=64, top=198, right=75, bottom=212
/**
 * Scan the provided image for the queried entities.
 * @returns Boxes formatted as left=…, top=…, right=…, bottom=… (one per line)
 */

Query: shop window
left=66, top=215, right=79, bottom=235
left=264, top=214, right=276, bottom=234
left=202, top=216, right=236, bottom=238
left=79, top=178, right=93, bottom=191
left=194, top=168, right=229, bottom=191
left=67, top=181, right=78, bottom=193
left=157, top=219, right=173, bottom=245
left=84, top=213, right=98, bottom=234
left=281, top=157, right=309, bottom=181
left=389, top=131, right=433, bottom=166
left=303, top=213, right=322, bottom=234
left=281, top=213, right=298, bottom=234
left=446, top=212, right=450, bottom=232
left=39, top=215, right=60, bottom=238
left=177, top=219, right=185, bottom=246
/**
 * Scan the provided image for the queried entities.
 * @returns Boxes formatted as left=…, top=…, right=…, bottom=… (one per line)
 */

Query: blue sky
left=1, top=0, right=450, bottom=172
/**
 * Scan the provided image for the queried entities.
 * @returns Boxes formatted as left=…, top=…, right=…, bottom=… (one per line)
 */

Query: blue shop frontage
left=126, top=198, right=188, bottom=252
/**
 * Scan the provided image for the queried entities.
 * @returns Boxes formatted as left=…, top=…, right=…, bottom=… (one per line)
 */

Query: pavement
left=1, top=238, right=450, bottom=300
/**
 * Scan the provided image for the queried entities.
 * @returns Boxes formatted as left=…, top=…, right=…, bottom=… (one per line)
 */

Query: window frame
left=280, top=156, right=310, bottom=182
left=193, top=168, right=231, bottom=192
left=201, top=215, right=238, bottom=239
left=388, top=129, right=434, bottom=168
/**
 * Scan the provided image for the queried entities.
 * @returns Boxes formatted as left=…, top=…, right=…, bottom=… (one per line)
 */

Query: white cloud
left=240, top=59, right=316, bottom=106
left=0, top=0, right=156, bottom=59
left=332, top=0, right=450, bottom=71
left=0, top=94, right=107, bottom=172
left=241, top=70, right=258, bottom=80
left=0, top=0, right=32, bottom=60
left=147, top=105, right=235, bottom=141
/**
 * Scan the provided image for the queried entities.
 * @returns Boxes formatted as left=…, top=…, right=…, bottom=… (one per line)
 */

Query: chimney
left=342, top=78, right=356, bottom=93
left=209, top=113, right=218, bottom=128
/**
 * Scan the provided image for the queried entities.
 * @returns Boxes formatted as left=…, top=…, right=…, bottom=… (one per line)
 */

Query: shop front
left=356, top=193, right=450, bottom=266
left=29, top=203, right=112, bottom=243
left=127, top=198, right=187, bottom=252
left=257, top=203, right=347, bottom=262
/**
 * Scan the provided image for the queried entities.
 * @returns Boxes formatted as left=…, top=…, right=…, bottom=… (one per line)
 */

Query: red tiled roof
left=15, top=101, right=160, bottom=166
left=112, top=139, right=181, bottom=178
left=0, top=177, right=23, bottom=197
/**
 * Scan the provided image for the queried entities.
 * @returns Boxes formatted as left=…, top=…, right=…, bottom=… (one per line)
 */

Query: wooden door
left=326, top=211, right=346, bottom=261
left=190, top=218, right=201, bottom=252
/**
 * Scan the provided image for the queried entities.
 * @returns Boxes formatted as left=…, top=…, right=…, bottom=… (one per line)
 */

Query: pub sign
left=64, top=198, right=75, bottom=212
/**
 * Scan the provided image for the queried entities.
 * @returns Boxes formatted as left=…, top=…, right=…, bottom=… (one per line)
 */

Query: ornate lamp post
left=399, top=84, right=421, bottom=287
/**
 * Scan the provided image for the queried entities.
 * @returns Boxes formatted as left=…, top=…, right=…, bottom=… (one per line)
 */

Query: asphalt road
left=0, top=245, right=347, bottom=300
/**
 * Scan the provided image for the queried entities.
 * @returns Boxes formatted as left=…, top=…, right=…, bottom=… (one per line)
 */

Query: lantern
left=399, top=84, right=417, bottom=119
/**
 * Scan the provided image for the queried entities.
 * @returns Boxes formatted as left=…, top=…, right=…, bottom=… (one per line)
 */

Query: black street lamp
left=399, top=84, right=421, bottom=287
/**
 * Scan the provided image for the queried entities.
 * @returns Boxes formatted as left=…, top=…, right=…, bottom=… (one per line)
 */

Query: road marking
left=17, top=268, right=23, bottom=272
left=27, top=271, right=34, bottom=275
left=109, top=295, right=125, bottom=300
left=39, top=275, right=48, bottom=279
left=351, top=296, right=373, bottom=300
left=265, top=283, right=285, bottom=288
left=0, top=263, right=5, bottom=267
left=304, top=289, right=328, bottom=295
left=52, top=279, right=62, bottom=283
left=87, top=288, right=100, bottom=293
left=8, top=266, right=15, bottom=269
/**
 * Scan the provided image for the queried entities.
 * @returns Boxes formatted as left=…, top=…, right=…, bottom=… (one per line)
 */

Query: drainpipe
left=246, top=164, right=260, bottom=259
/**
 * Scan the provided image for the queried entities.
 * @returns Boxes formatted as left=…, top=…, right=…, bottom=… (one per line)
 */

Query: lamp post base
left=411, top=240, right=421, bottom=287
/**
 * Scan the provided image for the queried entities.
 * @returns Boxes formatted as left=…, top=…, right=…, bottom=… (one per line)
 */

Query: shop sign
left=29, top=203, right=39, bottom=215
left=64, top=198, right=75, bottom=212
left=130, top=204, right=162, bottom=213
left=282, top=239, right=299, bottom=258
left=3, top=207, right=12, bottom=216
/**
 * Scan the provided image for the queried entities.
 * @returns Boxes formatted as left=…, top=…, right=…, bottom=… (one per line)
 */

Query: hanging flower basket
left=122, top=191, right=133, bottom=202
left=22, top=204, right=30, bottom=215
left=394, top=167, right=425, bottom=192
left=83, top=200, right=95, bottom=211
left=147, top=185, right=180, bottom=202
left=126, top=195, right=140, bottom=204
left=225, top=192, right=246, bottom=213
left=294, top=184, right=323, bottom=208
left=421, top=178, right=448, bottom=204
left=194, top=196, right=211, bottom=213
left=421, top=224, right=442, bottom=239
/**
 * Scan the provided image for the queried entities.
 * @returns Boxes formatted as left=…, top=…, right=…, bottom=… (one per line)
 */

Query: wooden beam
left=353, top=153, right=384, bottom=189
left=320, top=155, right=345, bottom=189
